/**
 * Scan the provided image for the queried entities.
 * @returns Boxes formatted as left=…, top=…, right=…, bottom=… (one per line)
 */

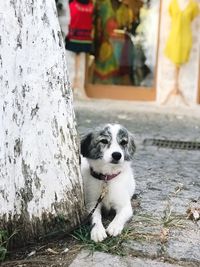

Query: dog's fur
left=81, top=124, right=136, bottom=242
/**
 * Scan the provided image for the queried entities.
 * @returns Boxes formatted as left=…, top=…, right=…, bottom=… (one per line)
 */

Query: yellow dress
left=165, top=0, right=199, bottom=65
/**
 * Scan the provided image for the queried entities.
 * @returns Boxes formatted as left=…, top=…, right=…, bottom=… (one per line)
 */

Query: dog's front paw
left=106, top=221, right=123, bottom=237
left=91, top=224, right=107, bottom=242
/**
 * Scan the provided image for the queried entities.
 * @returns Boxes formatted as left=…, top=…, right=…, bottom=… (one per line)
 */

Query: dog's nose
left=112, top=152, right=122, bottom=161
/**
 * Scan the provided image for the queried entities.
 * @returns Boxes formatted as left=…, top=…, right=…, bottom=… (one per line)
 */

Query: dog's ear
left=81, top=133, right=92, bottom=158
left=128, top=134, right=136, bottom=159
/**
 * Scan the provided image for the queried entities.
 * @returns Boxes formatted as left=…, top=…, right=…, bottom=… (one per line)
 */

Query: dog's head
left=81, top=124, right=136, bottom=169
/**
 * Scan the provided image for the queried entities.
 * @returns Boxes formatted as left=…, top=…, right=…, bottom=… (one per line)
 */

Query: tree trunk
left=0, top=0, right=84, bottom=247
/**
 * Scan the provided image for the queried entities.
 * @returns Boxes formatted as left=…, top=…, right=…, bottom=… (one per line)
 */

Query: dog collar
left=90, top=167, right=121, bottom=181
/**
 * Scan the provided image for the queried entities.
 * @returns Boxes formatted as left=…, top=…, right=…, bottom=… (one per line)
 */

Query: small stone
left=27, top=250, right=36, bottom=258
left=62, top=248, right=69, bottom=254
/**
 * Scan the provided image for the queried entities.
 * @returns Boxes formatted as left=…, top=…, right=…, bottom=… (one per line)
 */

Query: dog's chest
left=102, top=189, right=113, bottom=210
left=101, top=180, right=128, bottom=210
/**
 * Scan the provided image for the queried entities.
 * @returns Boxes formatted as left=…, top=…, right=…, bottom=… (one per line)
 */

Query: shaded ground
left=2, top=100, right=200, bottom=266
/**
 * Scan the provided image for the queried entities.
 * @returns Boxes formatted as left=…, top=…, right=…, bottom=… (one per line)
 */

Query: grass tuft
left=0, top=229, right=17, bottom=261
left=71, top=225, right=131, bottom=256
left=162, top=205, right=185, bottom=228
left=71, top=208, right=186, bottom=257
left=0, top=230, right=8, bottom=261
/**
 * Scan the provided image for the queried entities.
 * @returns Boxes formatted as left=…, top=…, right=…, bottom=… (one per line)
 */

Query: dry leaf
left=187, top=207, right=200, bottom=221
left=160, top=228, right=169, bottom=243
left=174, top=183, right=184, bottom=195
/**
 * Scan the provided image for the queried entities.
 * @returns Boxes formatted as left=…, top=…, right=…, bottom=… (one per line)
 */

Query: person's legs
left=65, top=50, right=75, bottom=88
left=73, top=53, right=88, bottom=99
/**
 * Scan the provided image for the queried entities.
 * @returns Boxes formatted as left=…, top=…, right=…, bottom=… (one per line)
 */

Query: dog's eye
left=100, top=139, right=109, bottom=144
left=120, top=140, right=128, bottom=146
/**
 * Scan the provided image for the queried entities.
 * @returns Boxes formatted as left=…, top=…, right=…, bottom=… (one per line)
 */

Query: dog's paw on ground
left=106, top=221, right=123, bottom=237
left=91, top=224, right=107, bottom=242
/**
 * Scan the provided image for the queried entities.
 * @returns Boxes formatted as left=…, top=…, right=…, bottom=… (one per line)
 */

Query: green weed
left=0, top=229, right=17, bottom=261
left=71, top=208, right=186, bottom=257
left=71, top=224, right=131, bottom=256
left=162, top=206, right=185, bottom=228
left=0, top=230, right=8, bottom=261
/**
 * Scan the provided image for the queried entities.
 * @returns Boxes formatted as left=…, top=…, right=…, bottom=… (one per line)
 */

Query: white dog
left=81, top=124, right=136, bottom=242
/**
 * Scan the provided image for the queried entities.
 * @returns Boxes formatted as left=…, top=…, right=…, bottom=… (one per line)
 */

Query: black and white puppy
left=81, top=124, right=136, bottom=242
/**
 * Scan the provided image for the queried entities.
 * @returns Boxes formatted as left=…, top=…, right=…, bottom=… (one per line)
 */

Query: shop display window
left=87, top=0, right=160, bottom=90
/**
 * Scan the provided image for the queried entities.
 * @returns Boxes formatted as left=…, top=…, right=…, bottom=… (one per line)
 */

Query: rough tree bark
left=0, top=0, right=84, bottom=247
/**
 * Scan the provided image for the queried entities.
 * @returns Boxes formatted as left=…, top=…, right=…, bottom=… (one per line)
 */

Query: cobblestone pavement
left=73, top=99, right=200, bottom=267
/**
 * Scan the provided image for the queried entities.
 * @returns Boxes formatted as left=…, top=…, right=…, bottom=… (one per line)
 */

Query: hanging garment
left=116, top=3, right=133, bottom=30
left=136, top=1, right=160, bottom=73
left=164, top=0, right=199, bottom=65
left=66, top=0, right=94, bottom=53
left=93, top=0, right=119, bottom=82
